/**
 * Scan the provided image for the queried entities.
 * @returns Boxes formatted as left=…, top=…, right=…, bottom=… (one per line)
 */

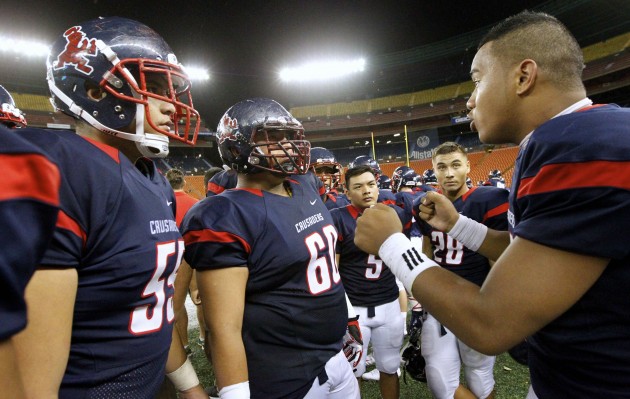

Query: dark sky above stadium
left=5, top=0, right=627, bottom=127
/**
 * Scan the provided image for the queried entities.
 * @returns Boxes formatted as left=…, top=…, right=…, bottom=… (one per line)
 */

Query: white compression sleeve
left=448, top=215, right=488, bottom=251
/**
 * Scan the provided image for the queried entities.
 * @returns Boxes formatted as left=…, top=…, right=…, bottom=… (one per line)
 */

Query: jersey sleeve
left=476, top=188, right=509, bottom=231
left=182, top=195, right=253, bottom=270
left=0, top=136, right=60, bottom=339
left=513, top=120, right=630, bottom=259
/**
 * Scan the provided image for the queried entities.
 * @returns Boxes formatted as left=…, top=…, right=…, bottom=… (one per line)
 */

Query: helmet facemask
left=247, top=124, right=310, bottom=175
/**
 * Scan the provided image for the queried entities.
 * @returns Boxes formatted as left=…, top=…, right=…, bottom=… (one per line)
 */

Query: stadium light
left=183, top=66, right=210, bottom=82
left=0, top=36, right=49, bottom=57
left=279, top=58, right=365, bottom=83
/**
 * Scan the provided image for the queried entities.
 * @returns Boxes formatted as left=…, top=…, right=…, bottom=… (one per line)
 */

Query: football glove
left=343, top=316, right=363, bottom=372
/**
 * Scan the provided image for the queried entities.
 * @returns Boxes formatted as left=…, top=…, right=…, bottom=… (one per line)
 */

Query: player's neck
left=445, top=185, right=468, bottom=202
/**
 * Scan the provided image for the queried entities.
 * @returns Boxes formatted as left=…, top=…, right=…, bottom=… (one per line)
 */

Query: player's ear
left=516, top=59, right=537, bottom=95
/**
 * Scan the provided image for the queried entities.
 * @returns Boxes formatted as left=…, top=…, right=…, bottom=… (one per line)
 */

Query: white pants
left=354, top=299, right=405, bottom=376
left=303, top=350, right=360, bottom=399
left=421, top=314, right=495, bottom=399
left=526, top=385, right=539, bottom=399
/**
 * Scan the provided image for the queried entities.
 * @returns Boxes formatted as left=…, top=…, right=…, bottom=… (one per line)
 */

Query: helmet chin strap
left=134, top=102, right=170, bottom=158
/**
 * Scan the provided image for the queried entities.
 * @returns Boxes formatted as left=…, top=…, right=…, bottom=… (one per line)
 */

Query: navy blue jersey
left=415, top=186, right=508, bottom=286
left=483, top=179, right=507, bottom=189
left=0, top=129, right=59, bottom=340
left=509, top=104, right=630, bottom=398
left=332, top=204, right=409, bottom=307
left=378, top=188, right=397, bottom=206
left=206, top=168, right=237, bottom=197
left=395, top=190, right=427, bottom=238
left=21, top=128, right=182, bottom=398
left=183, top=173, right=346, bottom=399
left=324, top=189, right=350, bottom=210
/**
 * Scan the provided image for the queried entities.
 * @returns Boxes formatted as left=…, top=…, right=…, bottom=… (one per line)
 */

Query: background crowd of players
left=3, top=8, right=630, bottom=399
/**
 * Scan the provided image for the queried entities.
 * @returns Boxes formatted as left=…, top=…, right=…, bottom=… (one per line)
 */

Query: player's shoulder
left=465, top=186, right=509, bottom=202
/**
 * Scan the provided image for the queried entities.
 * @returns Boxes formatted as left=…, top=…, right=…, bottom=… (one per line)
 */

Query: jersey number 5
left=129, top=239, right=184, bottom=335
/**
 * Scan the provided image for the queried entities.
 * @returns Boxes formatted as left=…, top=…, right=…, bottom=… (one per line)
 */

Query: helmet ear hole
left=86, top=86, right=106, bottom=101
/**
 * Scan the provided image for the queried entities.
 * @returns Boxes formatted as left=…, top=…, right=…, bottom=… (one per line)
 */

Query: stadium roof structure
left=1, top=0, right=628, bottom=132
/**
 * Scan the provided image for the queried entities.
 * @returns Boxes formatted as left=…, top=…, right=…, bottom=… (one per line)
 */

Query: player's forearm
left=410, top=267, right=517, bottom=354
left=0, top=339, right=26, bottom=399
left=209, top=329, right=249, bottom=389
left=476, top=228, right=511, bottom=261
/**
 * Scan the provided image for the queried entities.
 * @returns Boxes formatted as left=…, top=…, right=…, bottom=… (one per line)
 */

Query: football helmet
left=0, top=85, right=27, bottom=128
left=377, top=174, right=392, bottom=190
left=349, top=155, right=381, bottom=179
left=488, top=169, right=502, bottom=180
left=310, top=146, right=341, bottom=190
left=466, top=176, right=473, bottom=188
left=401, top=325, right=427, bottom=383
left=391, top=165, right=412, bottom=192
left=217, top=98, right=310, bottom=175
left=47, top=16, right=200, bottom=158
left=422, top=169, right=438, bottom=185
left=398, top=170, right=419, bottom=191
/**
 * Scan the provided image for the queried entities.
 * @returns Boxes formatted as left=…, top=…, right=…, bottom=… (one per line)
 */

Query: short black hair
left=345, top=165, right=376, bottom=187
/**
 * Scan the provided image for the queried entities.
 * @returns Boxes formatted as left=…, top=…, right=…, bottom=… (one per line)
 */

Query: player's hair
left=345, top=165, right=376, bottom=187
left=432, top=141, right=468, bottom=159
left=166, top=168, right=186, bottom=190
left=479, top=10, right=585, bottom=91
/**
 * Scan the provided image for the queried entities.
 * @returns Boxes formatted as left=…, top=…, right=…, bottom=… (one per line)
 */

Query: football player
left=331, top=165, right=411, bottom=399
left=0, top=127, right=59, bottom=398
left=414, top=142, right=507, bottom=399
left=390, top=165, right=413, bottom=194
left=0, top=85, right=27, bottom=128
left=349, top=155, right=396, bottom=206
left=483, top=169, right=506, bottom=188
left=354, top=11, right=630, bottom=398
left=377, top=174, right=392, bottom=190
left=310, top=146, right=349, bottom=209
left=182, top=98, right=360, bottom=398
left=13, top=17, right=205, bottom=398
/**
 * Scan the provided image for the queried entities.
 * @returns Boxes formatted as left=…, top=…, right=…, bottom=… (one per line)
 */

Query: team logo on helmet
left=218, top=115, right=240, bottom=144
left=53, top=26, right=98, bottom=75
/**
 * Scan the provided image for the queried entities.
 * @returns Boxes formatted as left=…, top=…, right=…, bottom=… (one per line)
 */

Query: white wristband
left=448, top=215, right=488, bottom=251
left=166, top=358, right=199, bottom=392
left=219, top=381, right=251, bottom=399
left=379, top=233, right=439, bottom=293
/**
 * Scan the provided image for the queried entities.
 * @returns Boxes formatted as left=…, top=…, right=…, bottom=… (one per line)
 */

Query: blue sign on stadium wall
left=409, top=128, right=439, bottom=160
left=451, top=115, right=471, bottom=125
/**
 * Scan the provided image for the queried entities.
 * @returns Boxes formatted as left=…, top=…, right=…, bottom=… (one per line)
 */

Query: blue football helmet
left=47, top=16, right=200, bottom=157
left=422, top=169, right=438, bottom=185
left=488, top=169, right=502, bottom=180
left=217, top=98, right=310, bottom=175
left=377, top=174, right=392, bottom=190
left=0, top=85, right=26, bottom=128
left=466, top=177, right=473, bottom=188
left=392, top=165, right=413, bottom=192
left=398, top=170, right=419, bottom=191
left=349, top=155, right=381, bottom=178
left=310, top=147, right=341, bottom=190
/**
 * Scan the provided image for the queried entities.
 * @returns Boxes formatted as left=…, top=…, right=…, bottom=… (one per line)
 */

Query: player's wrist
left=379, top=233, right=439, bottom=292
left=447, top=215, right=488, bottom=251
left=166, top=358, right=200, bottom=392
left=219, top=381, right=250, bottom=399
